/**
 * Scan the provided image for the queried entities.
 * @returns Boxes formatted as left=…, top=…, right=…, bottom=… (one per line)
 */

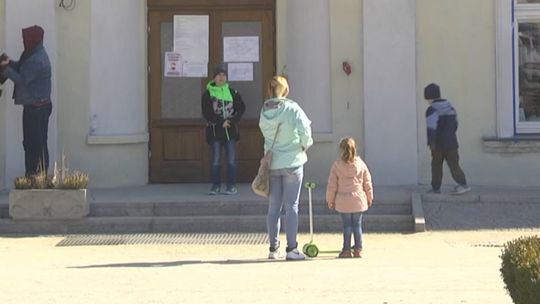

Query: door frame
left=148, top=0, right=274, bottom=9
left=147, top=0, right=276, bottom=183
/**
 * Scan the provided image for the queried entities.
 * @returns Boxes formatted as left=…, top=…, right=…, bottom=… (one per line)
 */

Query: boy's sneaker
left=208, top=185, right=220, bottom=195
left=426, top=188, right=441, bottom=194
left=268, top=249, right=284, bottom=260
left=451, top=184, right=471, bottom=195
left=224, top=186, right=237, bottom=195
left=353, top=248, right=362, bottom=258
left=286, top=248, right=305, bottom=261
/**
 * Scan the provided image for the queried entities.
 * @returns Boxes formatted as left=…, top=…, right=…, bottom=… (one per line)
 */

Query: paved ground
left=2, top=229, right=539, bottom=304
left=422, top=185, right=540, bottom=230
left=1, top=184, right=540, bottom=303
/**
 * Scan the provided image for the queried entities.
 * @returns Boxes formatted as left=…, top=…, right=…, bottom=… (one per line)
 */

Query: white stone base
left=9, top=189, right=88, bottom=220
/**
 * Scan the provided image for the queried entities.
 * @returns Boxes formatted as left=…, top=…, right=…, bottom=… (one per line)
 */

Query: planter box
left=9, top=189, right=88, bottom=220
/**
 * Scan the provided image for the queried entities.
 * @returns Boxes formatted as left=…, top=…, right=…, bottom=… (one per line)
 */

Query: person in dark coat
left=201, top=63, right=245, bottom=195
left=0, top=25, right=53, bottom=176
left=424, top=83, right=470, bottom=195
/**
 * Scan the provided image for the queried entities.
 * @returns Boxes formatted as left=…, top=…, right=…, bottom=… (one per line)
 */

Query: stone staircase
left=0, top=185, right=419, bottom=234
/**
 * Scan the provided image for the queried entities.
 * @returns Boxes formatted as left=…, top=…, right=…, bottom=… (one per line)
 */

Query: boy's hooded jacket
left=259, top=97, right=313, bottom=170
left=326, top=156, right=373, bottom=213
left=425, top=99, right=459, bottom=151
left=1, top=25, right=51, bottom=106
left=202, top=81, right=245, bottom=144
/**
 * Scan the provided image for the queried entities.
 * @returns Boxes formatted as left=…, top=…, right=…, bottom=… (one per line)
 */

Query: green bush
left=500, top=235, right=540, bottom=304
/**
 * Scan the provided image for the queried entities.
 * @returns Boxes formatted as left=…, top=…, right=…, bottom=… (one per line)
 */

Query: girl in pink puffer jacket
left=326, top=137, right=373, bottom=258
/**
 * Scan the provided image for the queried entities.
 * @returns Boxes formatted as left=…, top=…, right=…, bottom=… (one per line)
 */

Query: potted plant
left=9, top=154, right=89, bottom=220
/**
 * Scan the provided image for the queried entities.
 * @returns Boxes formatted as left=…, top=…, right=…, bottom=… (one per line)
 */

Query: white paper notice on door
left=183, top=62, right=208, bottom=78
left=223, top=36, right=259, bottom=62
left=173, top=15, right=209, bottom=63
left=228, top=63, right=253, bottom=81
left=164, top=52, right=182, bottom=77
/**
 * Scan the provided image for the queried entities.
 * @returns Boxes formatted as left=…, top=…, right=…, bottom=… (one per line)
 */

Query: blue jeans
left=340, top=212, right=363, bottom=250
left=267, top=166, right=303, bottom=252
left=210, top=140, right=237, bottom=187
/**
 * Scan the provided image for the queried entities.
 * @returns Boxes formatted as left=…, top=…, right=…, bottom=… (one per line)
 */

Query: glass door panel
left=222, top=21, right=263, bottom=119
left=160, top=22, right=203, bottom=119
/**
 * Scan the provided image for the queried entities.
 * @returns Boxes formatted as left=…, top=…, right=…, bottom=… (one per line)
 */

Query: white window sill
left=88, top=132, right=330, bottom=145
left=87, top=133, right=149, bottom=145
left=313, top=133, right=334, bottom=143
left=482, top=136, right=540, bottom=153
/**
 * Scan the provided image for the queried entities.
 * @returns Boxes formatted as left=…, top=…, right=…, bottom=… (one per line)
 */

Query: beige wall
left=364, top=0, right=418, bottom=185
left=276, top=0, right=364, bottom=185
left=328, top=0, right=364, bottom=156
left=417, top=0, right=540, bottom=186
left=54, top=0, right=148, bottom=188
left=417, top=0, right=495, bottom=185
left=3, top=0, right=537, bottom=188
left=0, top=0, right=5, bottom=188
left=54, top=0, right=92, bottom=183
left=0, top=1, right=147, bottom=189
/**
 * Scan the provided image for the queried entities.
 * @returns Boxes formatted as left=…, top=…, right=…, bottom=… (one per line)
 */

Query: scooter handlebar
left=304, top=182, right=316, bottom=189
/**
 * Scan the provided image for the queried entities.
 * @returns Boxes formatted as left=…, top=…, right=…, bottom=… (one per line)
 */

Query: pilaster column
left=363, top=0, right=418, bottom=185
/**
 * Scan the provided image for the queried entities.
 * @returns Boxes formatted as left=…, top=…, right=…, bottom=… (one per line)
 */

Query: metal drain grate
left=472, top=243, right=504, bottom=248
left=56, top=233, right=269, bottom=247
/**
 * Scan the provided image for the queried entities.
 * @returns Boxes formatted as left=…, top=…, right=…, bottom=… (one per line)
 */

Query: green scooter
left=302, top=182, right=340, bottom=258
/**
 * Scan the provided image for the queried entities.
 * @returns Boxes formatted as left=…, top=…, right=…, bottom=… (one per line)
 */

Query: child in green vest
left=202, top=63, right=245, bottom=195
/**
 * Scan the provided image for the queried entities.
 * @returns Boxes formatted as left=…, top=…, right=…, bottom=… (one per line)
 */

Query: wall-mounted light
left=59, top=0, right=76, bottom=11
left=342, top=61, right=352, bottom=76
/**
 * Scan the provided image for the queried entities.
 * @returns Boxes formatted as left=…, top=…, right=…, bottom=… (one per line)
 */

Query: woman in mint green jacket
left=259, top=75, right=313, bottom=261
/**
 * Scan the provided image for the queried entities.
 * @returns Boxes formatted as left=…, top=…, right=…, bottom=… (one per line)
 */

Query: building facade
left=0, top=0, right=538, bottom=189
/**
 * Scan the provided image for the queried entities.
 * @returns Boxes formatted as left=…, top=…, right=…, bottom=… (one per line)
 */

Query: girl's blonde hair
left=267, top=75, right=290, bottom=98
left=339, top=137, right=357, bottom=163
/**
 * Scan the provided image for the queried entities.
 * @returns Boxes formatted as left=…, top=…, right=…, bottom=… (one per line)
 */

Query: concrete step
left=88, top=199, right=411, bottom=217
left=0, top=185, right=416, bottom=234
left=0, top=204, right=7, bottom=218
left=0, top=214, right=413, bottom=234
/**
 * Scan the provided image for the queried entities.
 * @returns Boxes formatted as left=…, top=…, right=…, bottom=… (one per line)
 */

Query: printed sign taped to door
left=164, top=52, right=182, bottom=77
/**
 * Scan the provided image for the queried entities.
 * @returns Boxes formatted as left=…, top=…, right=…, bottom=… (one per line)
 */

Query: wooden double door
left=148, top=0, right=275, bottom=182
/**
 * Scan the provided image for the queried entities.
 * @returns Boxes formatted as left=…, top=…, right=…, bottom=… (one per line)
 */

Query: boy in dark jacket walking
left=424, top=83, right=470, bottom=195
left=202, top=63, right=245, bottom=195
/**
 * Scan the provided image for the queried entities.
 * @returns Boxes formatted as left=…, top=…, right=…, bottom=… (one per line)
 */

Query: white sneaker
left=286, top=249, right=305, bottom=261
left=268, top=249, right=284, bottom=260
left=451, top=184, right=471, bottom=195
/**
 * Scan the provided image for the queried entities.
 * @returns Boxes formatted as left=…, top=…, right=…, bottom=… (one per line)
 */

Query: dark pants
left=23, top=104, right=52, bottom=176
left=210, top=139, right=236, bottom=187
left=431, top=149, right=467, bottom=190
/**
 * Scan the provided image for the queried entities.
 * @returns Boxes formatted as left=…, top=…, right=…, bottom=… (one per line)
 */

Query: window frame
left=496, top=0, right=515, bottom=137
left=513, top=1, right=540, bottom=134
